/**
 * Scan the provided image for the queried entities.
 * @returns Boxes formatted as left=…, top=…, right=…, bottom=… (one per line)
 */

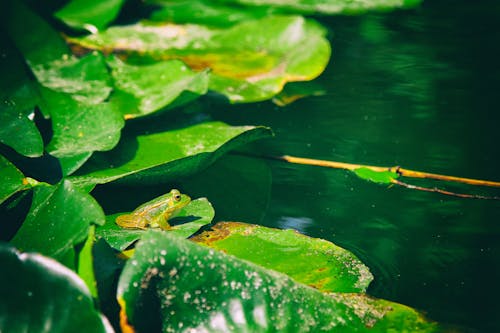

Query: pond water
left=94, top=1, right=500, bottom=331
left=200, top=1, right=500, bottom=332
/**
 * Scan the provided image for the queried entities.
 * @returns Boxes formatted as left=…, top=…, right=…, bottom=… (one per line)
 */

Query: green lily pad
left=149, top=0, right=276, bottom=27
left=215, top=0, right=423, bottom=15
left=118, top=231, right=439, bottom=332
left=69, top=122, right=272, bottom=187
left=11, top=180, right=105, bottom=264
left=68, top=15, right=330, bottom=102
left=98, top=198, right=214, bottom=251
left=0, top=154, right=30, bottom=205
left=192, top=222, right=373, bottom=293
left=107, top=56, right=209, bottom=118
left=55, top=0, right=125, bottom=32
left=0, top=108, right=44, bottom=158
left=353, top=167, right=399, bottom=184
left=78, top=225, right=98, bottom=298
left=0, top=34, right=43, bottom=158
left=3, top=1, right=70, bottom=69
left=0, top=244, right=112, bottom=333
left=34, top=52, right=113, bottom=105
left=39, top=87, right=124, bottom=159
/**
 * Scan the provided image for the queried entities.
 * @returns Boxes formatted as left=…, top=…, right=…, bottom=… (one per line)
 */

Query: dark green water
left=94, top=1, right=500, bottom=332
left=195, top=1, right=500, bottom=332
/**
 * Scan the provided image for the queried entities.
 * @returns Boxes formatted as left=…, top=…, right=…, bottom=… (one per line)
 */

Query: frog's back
left=133, top=193, right=172, bottom=218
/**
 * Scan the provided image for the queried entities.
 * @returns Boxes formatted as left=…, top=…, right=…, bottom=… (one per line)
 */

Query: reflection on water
left=205, top=1, right=500, bottom=331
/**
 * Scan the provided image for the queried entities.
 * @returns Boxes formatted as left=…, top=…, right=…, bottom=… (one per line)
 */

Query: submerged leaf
left=11, top=180, right=105, bottom=264
left=69, top=122, right=272, bottom=187
left=354, top=167, right=399, bottom=184
left=215, top=0, right=423, bottom=15
left=69, top=16, right=330, bottom=102
left=0, top=244, right=112, bottom=333
left=118, top=231, right=439, bottom=332
left=192, top=222, right=373, bottom=293
left=98, top=198, right=214, bottom=251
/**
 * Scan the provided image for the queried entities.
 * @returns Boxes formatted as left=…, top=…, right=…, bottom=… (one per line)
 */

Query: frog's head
left=170, top=189, right=191, bottom=209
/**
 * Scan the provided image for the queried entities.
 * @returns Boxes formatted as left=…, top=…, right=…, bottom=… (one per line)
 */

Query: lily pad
left=78, top=225, right=99, bottom=298
left=39, top=87, right=124, bottom=159
left=0, top=34, right=43, bottom=158
left=0, top=244, right=112, bottom=333
left=34, top=52, right=113, bottom=105
left=118, top=231, right=439, bottom=332
left=107, top=56, right=209, bottom=119
left=0, top=154, right=30, bottom=205
left=192, top=222, right=373, bottom=293
left=55, top=0, right=125, bottom=32
left=11, top=180, right=105, bottom=264
left=353, top=167, right=399, bottom=184
left=69, top=122, right=272, bottom=187
left=98, top=198, right=214, bottom=251
left=68, top=15, right=331, bottom=102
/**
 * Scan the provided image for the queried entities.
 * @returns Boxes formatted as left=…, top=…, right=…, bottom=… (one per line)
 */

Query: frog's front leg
left=116, top=214, right=149, bottom=229
left=157, top=214, right=172, bottom=231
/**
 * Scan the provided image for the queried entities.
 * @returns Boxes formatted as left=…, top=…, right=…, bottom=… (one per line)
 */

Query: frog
left=115, top=189, right=191, bottom=230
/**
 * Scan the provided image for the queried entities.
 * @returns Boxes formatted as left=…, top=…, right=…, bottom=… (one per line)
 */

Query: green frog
left=115, top=189, right=191, bottom=230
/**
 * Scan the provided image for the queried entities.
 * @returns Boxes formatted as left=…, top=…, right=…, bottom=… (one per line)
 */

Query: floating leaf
left=215, top=0, right=423, bottom=15
left=0, top=108, right=44, bottom=158
left=353, top=167, right=399, bottom=184
left=39, top=87, right=124, bottom=159
left=98, top=198, right=214, bottom=251
left=0, top=154, right=29, bottom=205
left=118, top=231, right=439, bottom=332
left=0, top=244, right=112, bottom=333
left=192, top=222, right=373, bottom=293
left=69, top=16, right=330, bottom=102
left=78, top=225, right=98, bottom=298
left=272, top=81, right=326, bottom=106
left=34, top=52, right=113, bottom=105
left=0, top=34, right=43, bottom=157
left=55, top=0, right=125, bottom=32
left=11, top=180, right=105, bottom=264
left=149, top=0, right=276, bottom=27
left=69, top=122, right=272, bottom=187
left=107, top=56, right=209, bottom=118
left=2, top=1, right=70, bottom=68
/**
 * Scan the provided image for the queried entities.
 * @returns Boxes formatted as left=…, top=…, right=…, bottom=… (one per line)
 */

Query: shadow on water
left=198, top=1, right=500, bottom=331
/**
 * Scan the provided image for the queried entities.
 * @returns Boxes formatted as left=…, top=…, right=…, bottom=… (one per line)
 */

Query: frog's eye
left=174, top=194, right=181, bottom=201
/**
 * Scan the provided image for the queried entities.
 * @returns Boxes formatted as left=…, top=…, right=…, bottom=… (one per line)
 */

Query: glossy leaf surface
left=354, top=167, right=399, bottom=184
left=11, top=180, right=105, bottom=263
left=107, top=56, right=209, bottom=118
left=0, top=154, right=29, bottom=205
left=118, top=231, right=439, bottom=332
left=0, top=244, right=112, bottom=333
left=70, top=122, right=272, bottom=187
left=39, top=88, right=124, bottom=158
left=55, top=0, right=125, bottom=32
left=69, top=16, right=330, bottom=102
left=192, top=222, right=373, bottom=293
left=98, top=198, right=214, bottom=251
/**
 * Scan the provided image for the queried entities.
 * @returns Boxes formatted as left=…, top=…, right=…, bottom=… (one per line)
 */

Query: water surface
left=203, top=1, right=500, bottom=331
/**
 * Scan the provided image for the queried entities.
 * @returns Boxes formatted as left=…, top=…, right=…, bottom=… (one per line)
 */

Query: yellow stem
left=274, top=155, right=500, bottom=188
